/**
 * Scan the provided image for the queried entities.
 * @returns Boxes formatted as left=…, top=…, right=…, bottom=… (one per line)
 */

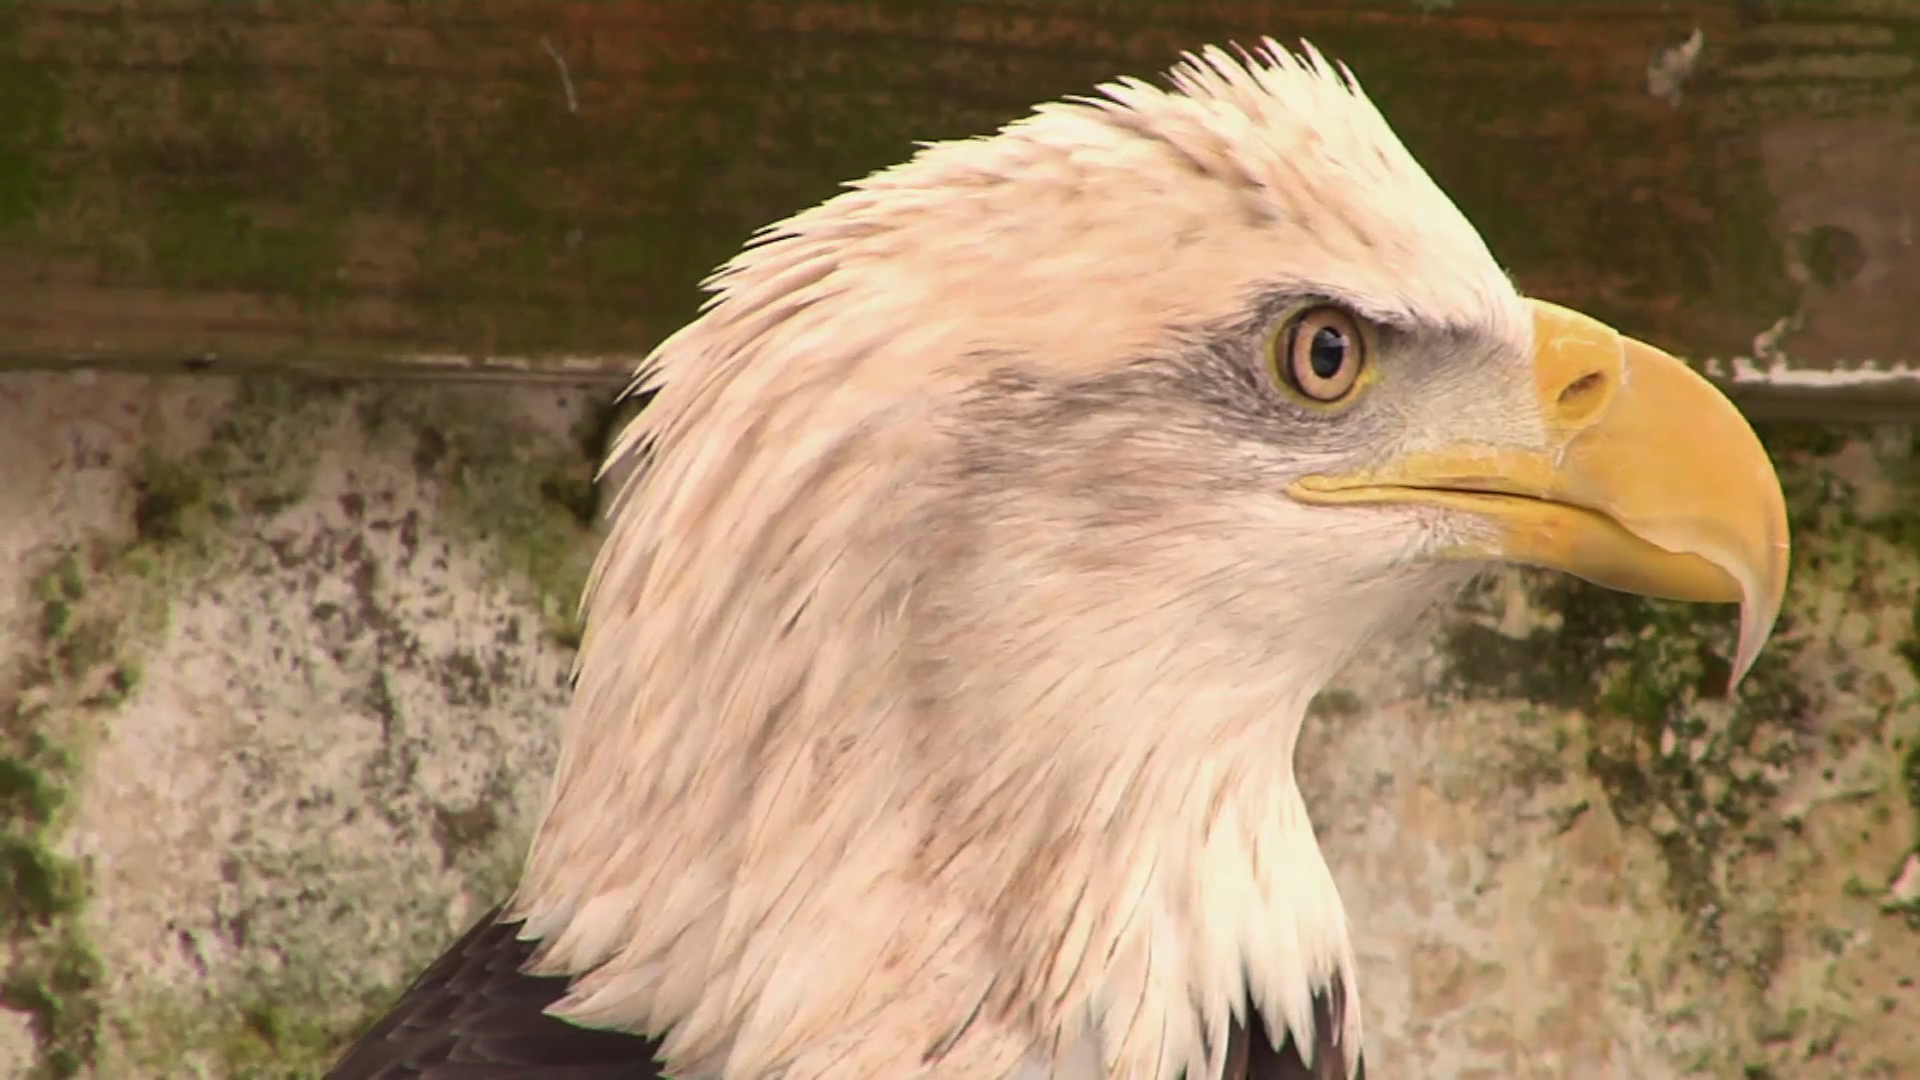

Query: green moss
left=0, top=836, right=86, bottom=924
left=130, top=456, right=214, bottom=546
left=35, top=556, right=85, bottom=607
left=1438, top=423, right=1876, bottom=981
left=4, top=0, right=1812, bottom=366
left=1443, top=418, right=1920, bottom=1047
left=1863, top=482, right=1920, bottom=690
left=538, top=389, right=636, bottom=529
left=538, top=471, right=601, bottom=530
left=144, top=191, right=347, bottom=306
left=0, top=375, right=607, bottom=1076
left=1, top=557, right=125, bottom=1079
left=222, top=993, right=391, bottom=1080
left=0, top=1, right=65, bottom=233
left=0, top=757, right=60, bottom=826
left=1, top=934, right=103, bottom=1080
left=1846, top=428, right=1920, bottom=841
left=0, top=385, right=339, bottom=1077
left=1444, top=570, right=1809, bottom=952
left=214, top=994, right=381, bottom=1080
left=117, top=983, right=393, bottom=1080
left=354, top=388, right=605, bottom=644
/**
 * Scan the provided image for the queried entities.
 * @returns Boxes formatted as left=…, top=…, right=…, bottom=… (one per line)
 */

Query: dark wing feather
left=326, top=903, right=668, bottom=1080
left=1225, top=976, right=1366, bottom=1080
left=330, top=906, right=1365, bottom=1080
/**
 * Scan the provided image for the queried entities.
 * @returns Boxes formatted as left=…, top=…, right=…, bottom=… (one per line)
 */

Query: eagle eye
left=1273, top=305, right=1368, bottom=405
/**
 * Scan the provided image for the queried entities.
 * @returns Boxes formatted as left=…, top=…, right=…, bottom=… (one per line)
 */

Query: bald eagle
left=326, top=41, right=1788, bottom=1080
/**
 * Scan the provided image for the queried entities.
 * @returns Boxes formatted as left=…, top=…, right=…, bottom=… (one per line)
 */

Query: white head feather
left=512, top=39, right=1528, bottom=1079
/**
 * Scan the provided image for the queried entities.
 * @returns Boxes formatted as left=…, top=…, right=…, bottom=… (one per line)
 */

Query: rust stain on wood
left=0, top=0, right=1915, bottom=419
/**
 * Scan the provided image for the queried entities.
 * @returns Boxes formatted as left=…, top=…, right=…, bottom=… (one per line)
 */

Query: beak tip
left=1727, top=562, right=1790, bottom=695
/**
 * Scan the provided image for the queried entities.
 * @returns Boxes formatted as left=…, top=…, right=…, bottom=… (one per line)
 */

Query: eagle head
left=508, top=40, right=1789, bottom=1080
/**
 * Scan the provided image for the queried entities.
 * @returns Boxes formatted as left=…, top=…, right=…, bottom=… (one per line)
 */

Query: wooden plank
left=0, top=0, right=1916, bottom=419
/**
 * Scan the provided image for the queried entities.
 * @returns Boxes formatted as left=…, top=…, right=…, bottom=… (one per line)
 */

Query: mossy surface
left=1, top=375, right=612, bottom=1079
left=2, top=553, right=123, bottom=1079
left=0, top=1, right=1817, bottom=368
left=1862, top=425, right=1920, bottom=915
left=0, top=0, right=64, bottom=234
left=0, top=390, right=329, bottom=1077
left=114, top=984, right=397, bottom=1080
left=1438, top=419, right=1920, bottom=1072
left=1443, top=569, right=1809, bottom=966
left=352, top=387, right=610, bottom=645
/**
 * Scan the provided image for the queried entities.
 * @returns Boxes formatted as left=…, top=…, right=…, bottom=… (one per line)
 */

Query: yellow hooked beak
left=1289, top=299, right=1790, bottom=687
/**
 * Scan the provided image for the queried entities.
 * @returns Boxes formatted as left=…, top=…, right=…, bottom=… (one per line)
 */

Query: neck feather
left=512, top=359, right=1382, bottom=1079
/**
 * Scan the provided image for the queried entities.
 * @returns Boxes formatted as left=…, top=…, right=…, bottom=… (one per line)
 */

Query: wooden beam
left=0, top=1, right=1915, bottom=420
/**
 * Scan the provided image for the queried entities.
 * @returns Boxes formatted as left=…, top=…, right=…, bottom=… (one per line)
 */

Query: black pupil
left=1308, top=326, right=1348, bottom=380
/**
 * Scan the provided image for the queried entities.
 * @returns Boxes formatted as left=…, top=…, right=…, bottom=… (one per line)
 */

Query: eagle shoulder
left=325, top=904, right=666, bottom=1080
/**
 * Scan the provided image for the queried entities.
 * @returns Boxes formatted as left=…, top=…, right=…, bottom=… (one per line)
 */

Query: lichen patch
left=0, top=372, right=611, bottom=1079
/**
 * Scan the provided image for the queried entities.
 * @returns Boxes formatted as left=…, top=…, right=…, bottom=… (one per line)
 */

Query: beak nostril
left=1557, top=371, right=1608, bottom=417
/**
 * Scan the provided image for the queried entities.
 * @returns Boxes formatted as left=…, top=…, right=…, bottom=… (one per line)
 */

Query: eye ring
left=1273, top=305, right=1368, bottom=404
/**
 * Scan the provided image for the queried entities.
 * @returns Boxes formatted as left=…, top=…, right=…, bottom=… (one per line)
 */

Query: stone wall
left=0, top=371, right=611, bottom=1079
left=1304, top=419, right=1920, bottom=1078
left=0, top=370, right=1915, bottom=1079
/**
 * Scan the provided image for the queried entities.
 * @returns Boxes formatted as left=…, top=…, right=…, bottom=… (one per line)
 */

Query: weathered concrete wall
left=0, top=371, right=618, bottom=1079
left=1305, top=418, right=1920, bottom=1078
left=1, top=371, right=1916, bottom=1079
